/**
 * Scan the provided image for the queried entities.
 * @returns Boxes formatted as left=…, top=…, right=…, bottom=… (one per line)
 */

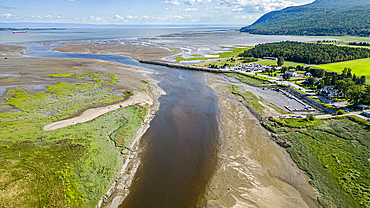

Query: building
left=284, top=70, right=299, bottom=77
left=319, top=86, right=338, bottom=97
left=361, top=110, right=370, bottom=117
left=263, top=57, right=278, bottom=60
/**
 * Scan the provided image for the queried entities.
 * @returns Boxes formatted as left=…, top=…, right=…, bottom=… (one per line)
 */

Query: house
left=263, top=57, right=278, bottom=60
left=284, top=70, right=299, bottom=77
left=357, top=105, right=369, bottom=110
left=319, top=86, right=338, bottom=97
left=361, top=110, right=370, bottom=117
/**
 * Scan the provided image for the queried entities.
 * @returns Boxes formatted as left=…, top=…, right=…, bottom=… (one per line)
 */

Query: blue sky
left=1, top=0, right=313, bottom=25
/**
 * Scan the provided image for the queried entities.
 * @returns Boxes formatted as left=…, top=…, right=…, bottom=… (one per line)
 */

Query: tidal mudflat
left=0, top=45, right=163, bottom=207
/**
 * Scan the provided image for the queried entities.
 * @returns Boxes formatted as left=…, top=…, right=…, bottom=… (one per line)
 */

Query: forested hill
left=240, top=0, right=370, bottom=36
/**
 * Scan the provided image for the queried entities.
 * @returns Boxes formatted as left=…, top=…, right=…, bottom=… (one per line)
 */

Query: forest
left=240, top=0, right=370, bottom=37
left=348, top=42, right=370, bottom=46
left=239, top=41, right=370, bottom=64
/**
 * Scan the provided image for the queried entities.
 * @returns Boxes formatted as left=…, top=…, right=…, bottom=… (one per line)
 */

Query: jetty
left=139, top=60, right=229, bottom=73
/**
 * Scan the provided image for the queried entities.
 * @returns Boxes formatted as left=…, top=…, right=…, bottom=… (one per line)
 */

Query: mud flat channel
left=205, top=74, right=321, bottom=208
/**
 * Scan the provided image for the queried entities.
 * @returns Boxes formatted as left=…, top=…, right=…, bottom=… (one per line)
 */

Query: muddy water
left=119, top=71, right=219, bottom=208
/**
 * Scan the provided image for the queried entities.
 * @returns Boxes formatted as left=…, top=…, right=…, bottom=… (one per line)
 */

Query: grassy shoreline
left=0, top=72, right=152, bottom=207
left=263, top=116, right=370, bottom=207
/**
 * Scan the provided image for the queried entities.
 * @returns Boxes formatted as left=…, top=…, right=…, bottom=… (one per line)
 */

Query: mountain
left=240, top=0, right=370, bottom=36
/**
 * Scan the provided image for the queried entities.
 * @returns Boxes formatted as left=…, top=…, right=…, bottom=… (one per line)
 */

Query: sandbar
left=43, top=91, right=153, bottom=131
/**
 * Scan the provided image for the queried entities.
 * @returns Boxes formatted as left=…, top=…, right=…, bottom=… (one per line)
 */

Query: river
left=23, top=45, right=220, bottom=207
left=17, top=29, right=324, bottom=207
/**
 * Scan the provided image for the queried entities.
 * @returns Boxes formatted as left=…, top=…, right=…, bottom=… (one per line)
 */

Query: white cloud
left=183, top=0, right=298, bottom=13
left=0, top=13, right=13, bottom=18
left=163, top=0, right=181, bottom=6
left=180, top=8, right=198, bottom=12
left=185, top=0, right=213, bottom=5
left=113, top=15, right=125, bottom=20
left=232, top=7, right=244, bottom=12
left=238, top=15, right=252, bottom=19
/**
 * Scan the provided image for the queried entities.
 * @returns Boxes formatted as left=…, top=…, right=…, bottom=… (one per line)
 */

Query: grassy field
left=257, top=60, right=305, bottom=67
left=195, top=57, right=258, bottom=68
left=317, top=58, right=370, bottom=84
left=317, top=58, right=370, bottom=77
left=224, top=73, right=270, bottom=87
left=231, top=85, right=265, bottom=115
left=265, top=117, right=370, bottom=208
left=0, top=72, right=148, bottom=207
left=176, top=46, right=252, bottom=62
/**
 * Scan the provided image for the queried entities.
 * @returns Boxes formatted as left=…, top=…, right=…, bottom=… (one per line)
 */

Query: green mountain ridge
left=240, top=0, right=370, bottom=36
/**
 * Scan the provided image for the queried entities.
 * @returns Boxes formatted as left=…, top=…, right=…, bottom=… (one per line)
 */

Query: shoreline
left=97, top=97, right=161, bottom=208
left=205, top=74, right=320, bottom=207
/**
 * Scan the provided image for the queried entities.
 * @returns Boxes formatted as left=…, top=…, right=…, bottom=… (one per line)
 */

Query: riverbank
left=97, top=98, right=161, bottom=208
left=205, top=74, right=320, bottom=207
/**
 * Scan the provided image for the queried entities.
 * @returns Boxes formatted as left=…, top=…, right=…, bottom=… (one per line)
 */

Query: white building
left=285, top=70, right=299, bottom=77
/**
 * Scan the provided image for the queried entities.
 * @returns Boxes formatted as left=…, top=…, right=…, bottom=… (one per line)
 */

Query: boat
left=13, top=31, right=28, bottom=33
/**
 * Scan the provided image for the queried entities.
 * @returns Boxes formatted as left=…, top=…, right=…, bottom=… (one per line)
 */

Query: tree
left=307, top=77, right=316, bottom=86
left=348, top=87, right=362, bottom=104
left=277, top=57, right=284, bottom=66
left=360, top=76, right=366, bottom=85
left=306, top=114, right=314, bottom=121
left=283, top=73, right=291, bottom=80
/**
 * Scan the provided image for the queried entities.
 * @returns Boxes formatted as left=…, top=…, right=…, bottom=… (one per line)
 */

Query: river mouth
left=14, top=29, right=325, bottom=207
left=21, top=46, right=221, bottom=207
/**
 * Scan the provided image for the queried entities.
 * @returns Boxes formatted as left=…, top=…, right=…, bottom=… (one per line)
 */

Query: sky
left=0, top=0, right=314, bottom=26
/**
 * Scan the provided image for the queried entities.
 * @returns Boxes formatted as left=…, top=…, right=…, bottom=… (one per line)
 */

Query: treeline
left=348, top=42, right=370, bottom=46
left=239, top=41, right=370, bottom=64
left=240, top=3, right=370, bottom=37
left=304, top=67, right=369, bottom=104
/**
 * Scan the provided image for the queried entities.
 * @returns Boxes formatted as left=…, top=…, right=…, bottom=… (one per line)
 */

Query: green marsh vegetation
left=0, top=72, right=148, bottom=207
left=176, top=46, right=252, bottom=62
left=225, top=73, right=270, bottom=87
left=231, top=85, right=265, bottom=115
left=265, top=116, right=370, bottom=207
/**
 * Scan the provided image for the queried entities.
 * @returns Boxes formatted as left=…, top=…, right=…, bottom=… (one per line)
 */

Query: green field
left=0, top=72, right=148, bottom=207
left=265, top=117, right=370, bottom=208
left=317, top=58, right=370, bottom=82
left=224, top=73, right=270, bottom=87
left=257, top=60, right=305, bottom=67
left=231, top=85, right=265, bottom=115
left=177, top=46, right=252, bottom=62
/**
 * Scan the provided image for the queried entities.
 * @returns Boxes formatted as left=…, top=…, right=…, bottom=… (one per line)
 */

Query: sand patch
left=43, top=91, right=153, bottom=131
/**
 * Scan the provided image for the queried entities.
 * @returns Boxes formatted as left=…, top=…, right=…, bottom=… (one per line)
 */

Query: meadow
left=317, top=58, right=370, bottom=81
left=265, top=117, right=370, bottom=208
left=231, top=85, right=265, bottom=115
left=0, top=72, right=148, bottom=207
left=224, top=73, right=270, bottom=87
left=176, top=46, right=252, bottom=62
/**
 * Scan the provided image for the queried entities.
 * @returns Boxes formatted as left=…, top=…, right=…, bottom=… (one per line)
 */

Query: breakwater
left=139, top=60, right=227, bottom=73
left=139, top=59, right=269, bottom=82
